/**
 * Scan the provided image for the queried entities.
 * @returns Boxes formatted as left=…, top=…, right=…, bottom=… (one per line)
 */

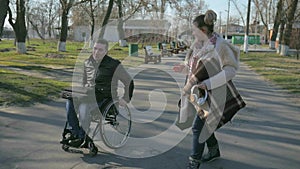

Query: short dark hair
left=95, top=39, right=109, bottom=50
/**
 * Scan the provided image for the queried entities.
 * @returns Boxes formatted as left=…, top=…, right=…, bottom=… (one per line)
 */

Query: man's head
left=93, top=39, right=109, bottom=62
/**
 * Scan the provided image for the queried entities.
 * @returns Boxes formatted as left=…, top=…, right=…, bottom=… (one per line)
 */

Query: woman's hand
left=196, top=83, right=207, bottom=90
left=182, top=83, right=193, bottom=96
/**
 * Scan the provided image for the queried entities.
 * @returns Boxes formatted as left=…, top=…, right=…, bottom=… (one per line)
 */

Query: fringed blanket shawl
left=176, top=37, right=246, bottom=142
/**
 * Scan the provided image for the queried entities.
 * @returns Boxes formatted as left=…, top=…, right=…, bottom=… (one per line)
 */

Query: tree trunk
left=0, top=0, right=9, bottom=39
left=15, top=0, right=27, bottom=43
left=117, top=19, right=126, bottom=45
left=280, top=0, right=298, bottom=56
left=89, top=18, right=95, bottom=48
left=57, top=41, right=66, bottom=52
left=99, top=0, right=114, bottom=39
left=58, top=10, right=69, bottom=52
left=280, top=44, right=289, bottom=56
left=89, top=0, right=95, bottom=48
left=8, top=0, right=27, bottom=53
left=29, top=20, right=45, bottom=40
left=58, top=0, right=88, bottom=50
left=160, top=0, right=166, bottom=19
left=116, top=0, right=125, bottom=39
left=47, top=0, right=54, bottom=38
left=16, top=42, right=26, bottom=53
left=270, top=0, right=283, bottom=49
left=277, top=20, right=285, bottom=54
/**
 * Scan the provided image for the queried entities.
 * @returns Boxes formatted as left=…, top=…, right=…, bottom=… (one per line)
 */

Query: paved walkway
left=0, top=53, right=299, bottom=169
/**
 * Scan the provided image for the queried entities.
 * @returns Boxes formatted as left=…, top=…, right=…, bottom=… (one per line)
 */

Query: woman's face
left=192, top=24, right=207, bottom=41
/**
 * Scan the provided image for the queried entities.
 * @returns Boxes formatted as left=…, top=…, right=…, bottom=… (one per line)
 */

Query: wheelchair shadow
left=80, top=152, right=274, bottom=169
left=80, top=150, right=136, bottom=168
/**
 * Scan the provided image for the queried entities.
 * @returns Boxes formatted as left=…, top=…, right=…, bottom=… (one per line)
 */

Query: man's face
left=93, top=43, right=107, bottom=61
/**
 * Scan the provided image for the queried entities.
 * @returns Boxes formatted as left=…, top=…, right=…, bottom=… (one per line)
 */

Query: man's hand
left=119, top=98, right=127, bottom=107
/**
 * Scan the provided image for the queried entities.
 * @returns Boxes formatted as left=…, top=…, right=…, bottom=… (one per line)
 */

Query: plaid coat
left=176, top=36, right=246, bottom=138
left=193, top=58, right=246, bottom=127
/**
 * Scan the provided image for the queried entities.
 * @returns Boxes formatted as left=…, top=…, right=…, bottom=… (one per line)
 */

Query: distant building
left=72, top=25, right=90, bottom=42
left=1, top=27, right=15, bottom=39
left=124, top=19, right=170, bottom=37
left=219, top=23, right=244, bottom=35
left=72, top=19, right=171, bottom=42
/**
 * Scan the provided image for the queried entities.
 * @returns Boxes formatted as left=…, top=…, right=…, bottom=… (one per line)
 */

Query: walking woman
left=175, top=10, right=246, bottom=168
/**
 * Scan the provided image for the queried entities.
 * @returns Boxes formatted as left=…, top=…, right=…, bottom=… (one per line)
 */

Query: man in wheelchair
left=61, top=39, right=134, bottom=151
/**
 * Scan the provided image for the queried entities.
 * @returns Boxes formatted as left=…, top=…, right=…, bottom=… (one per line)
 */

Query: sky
left=205, top=0, right=249, bottom=23
left=4, top=0, right=250, bottom=28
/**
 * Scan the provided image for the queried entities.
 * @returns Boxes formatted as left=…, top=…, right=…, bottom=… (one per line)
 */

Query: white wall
left=103, top=26, right=119, bottom=42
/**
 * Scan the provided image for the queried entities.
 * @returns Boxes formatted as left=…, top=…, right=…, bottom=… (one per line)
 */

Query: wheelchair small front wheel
left=100, top=100, right=131, bottom=149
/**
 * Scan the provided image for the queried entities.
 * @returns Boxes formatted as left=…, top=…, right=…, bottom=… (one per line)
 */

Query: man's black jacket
left=83, top=55, right=134, bottom=102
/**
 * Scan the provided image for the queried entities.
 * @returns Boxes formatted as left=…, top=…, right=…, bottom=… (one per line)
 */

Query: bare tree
left=46, top=0, right=59, bottom=38
left=269, top=0, right=283, bottom=49
left=8, top=0, right=27, bottom=54
left=277, top=15, right=285, bottom=53
left=0, top=0, right=9, bottom=40
left=116, top=0, right=142, bottom=43
left=70, top=0, right=142, bottom=45
left=28, top=6, right=47, bottom=39
left=98, top=0, right=114, bottom=39
left=116, top=0, right=125, bottom=41
left=280, top=0, right=299, bottom=56
left=27, top=0, right=59, bottom=40
left=253, top=0, right=272, bottom=44
left=87, top=0, right=98, bottom=45
left=58, top=0, right=89, bottom=52
left=71, top=0, right=103, bottom=46
left=294, top=27, right=299, bottom=59
left=231, top=0, right=246, bottom=27
left=172, top=0, right=207, bottom=38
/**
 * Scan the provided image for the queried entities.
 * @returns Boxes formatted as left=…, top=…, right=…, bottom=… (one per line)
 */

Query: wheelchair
left=89, top=98, right=132, bottom=149
left=60, top=88, right=132, bottom=153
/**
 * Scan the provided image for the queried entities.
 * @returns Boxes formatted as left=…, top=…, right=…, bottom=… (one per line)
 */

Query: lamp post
left=219, top=11, right=222, bottom=34
left=225, top=0, right=230, bottom=40
left=244, top=0, right=251, bottom=53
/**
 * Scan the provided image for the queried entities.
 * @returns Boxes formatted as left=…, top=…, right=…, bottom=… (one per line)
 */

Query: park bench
left=161, top=43, right=173, bottom=57
left=170, top=42, right=180, bottom=54
left=144, top=46, right=161, bottom=64
left=177, top=41, right=188, bottom=51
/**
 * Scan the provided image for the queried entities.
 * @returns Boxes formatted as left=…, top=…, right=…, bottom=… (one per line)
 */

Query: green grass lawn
left=1, top=39, right=298, bottom=107
left=0, top=69, right=68, bottom=106
left=240, top=52, right=300, bottom=94
left=0, top=39, right=144, bottom=107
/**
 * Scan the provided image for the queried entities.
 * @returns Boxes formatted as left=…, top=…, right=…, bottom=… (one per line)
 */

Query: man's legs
left=66, top=99, right=85, bottom=146
left=79, top=103, right=92, bottom=134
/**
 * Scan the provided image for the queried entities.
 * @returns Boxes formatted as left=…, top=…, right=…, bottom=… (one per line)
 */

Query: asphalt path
left=0, top=53, right=299, bottom=169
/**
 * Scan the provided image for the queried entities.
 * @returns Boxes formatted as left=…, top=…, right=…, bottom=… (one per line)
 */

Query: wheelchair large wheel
left=100, top=100, right=131, bottom=149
